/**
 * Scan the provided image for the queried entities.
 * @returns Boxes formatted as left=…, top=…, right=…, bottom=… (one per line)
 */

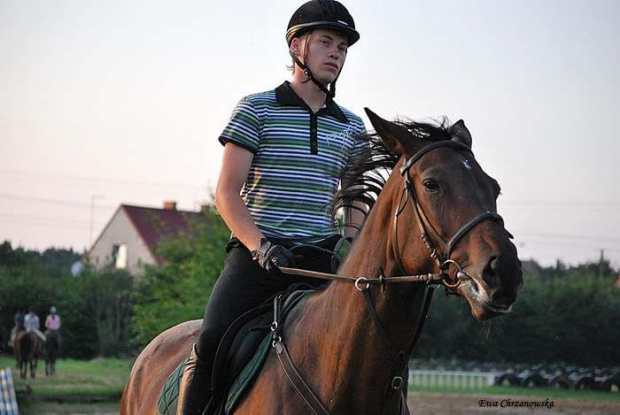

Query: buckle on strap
left=391, top=376, right=404, bottom=390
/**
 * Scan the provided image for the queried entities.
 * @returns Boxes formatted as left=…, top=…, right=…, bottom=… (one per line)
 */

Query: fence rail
left=0, top=368, right=19, bottom=415
left=409, top=369, right=497, bottom=389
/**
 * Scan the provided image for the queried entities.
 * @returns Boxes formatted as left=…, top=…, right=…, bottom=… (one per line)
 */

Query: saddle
left=158, top=283, right=315, bottom=415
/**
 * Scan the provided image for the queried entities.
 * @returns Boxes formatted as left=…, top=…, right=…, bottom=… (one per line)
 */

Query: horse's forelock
left=332, top=117, right=455, bottom=222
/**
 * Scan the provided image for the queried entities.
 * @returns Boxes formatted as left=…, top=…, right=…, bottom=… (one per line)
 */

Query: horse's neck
left=330, top=197, right=429, bottom=352
left=298, top=179, right=430, bottom=407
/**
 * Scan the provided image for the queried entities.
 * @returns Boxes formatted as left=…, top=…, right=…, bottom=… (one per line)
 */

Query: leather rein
left=273, top=140, right=507, bottom=415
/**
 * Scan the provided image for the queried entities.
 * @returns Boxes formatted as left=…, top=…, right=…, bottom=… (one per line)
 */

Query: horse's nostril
left=482, top=255, right=499, bottom=285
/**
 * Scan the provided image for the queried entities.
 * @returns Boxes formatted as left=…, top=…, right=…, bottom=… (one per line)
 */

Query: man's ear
left=290, top=37, right=304, bottom=56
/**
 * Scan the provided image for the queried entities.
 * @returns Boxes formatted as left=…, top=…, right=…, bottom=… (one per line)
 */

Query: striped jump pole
left=0, top=368, right=19, bottom=415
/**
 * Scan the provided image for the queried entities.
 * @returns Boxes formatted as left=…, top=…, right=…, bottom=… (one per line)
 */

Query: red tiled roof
left=122, top=204, right=206, bottom=264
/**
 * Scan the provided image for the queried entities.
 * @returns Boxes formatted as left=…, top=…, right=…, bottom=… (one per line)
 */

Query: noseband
left=393, top=141, right=505, bottom=289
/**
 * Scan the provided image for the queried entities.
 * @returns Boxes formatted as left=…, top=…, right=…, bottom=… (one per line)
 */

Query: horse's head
left=365, top=108, right=522, bottom=321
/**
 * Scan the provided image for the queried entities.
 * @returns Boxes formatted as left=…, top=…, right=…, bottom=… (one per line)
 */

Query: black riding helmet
left=286, top=0, right=360, bottom=46
left=286, top=0, right=360, bottom=98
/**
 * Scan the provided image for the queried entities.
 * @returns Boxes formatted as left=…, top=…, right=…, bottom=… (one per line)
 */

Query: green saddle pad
left=157, top=356, right=186, bottom=415
left=157, top=289, right=310, bottom=415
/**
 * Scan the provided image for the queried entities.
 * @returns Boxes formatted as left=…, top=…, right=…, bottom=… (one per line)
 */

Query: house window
left=112, top=244, right=128, bottom=269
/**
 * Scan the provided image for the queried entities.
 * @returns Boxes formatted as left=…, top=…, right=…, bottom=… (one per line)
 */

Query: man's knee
left=195, top=324, right=226, bottom=360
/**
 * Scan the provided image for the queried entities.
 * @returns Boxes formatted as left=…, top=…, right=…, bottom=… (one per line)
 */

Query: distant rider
left=24, top=307, right=46, bottom=342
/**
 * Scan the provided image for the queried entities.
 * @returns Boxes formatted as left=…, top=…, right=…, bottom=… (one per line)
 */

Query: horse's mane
left=332, top=117, right=453, bottom=224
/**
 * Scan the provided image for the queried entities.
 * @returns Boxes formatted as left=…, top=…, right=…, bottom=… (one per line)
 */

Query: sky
left=1, top=0, right=619, bottom=268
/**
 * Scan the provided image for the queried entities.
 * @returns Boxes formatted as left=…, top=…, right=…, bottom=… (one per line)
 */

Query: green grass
left=0, top=356, right=133, bottom=396
left=409, top=385, right=620, bottom=402
left=17, top=400, right=121, bottom=415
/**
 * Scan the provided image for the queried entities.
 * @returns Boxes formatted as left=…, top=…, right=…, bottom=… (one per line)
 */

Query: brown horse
left=15, top=331, right=44, bottom=379
left=121, top=109, right=522, bottom=414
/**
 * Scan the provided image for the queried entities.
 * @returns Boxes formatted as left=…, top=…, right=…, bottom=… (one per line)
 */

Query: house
left=88, top=201, right=208, bottom=274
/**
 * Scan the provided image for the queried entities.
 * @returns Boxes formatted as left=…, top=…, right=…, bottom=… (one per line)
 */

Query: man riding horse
left=24, top=307, right=46, bottom=342
left=45, top=306, right=62, bottom=376
left=177, top=1, right=366, bottom=413
left=8, top=307, right=25, bottom=350
left=122, top=1, right=523, bottom=413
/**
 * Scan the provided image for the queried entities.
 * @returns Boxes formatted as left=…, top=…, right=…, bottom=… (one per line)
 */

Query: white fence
left=0, top=368, right=19, bottom=415
left=409, top=370, right=497, bottom=389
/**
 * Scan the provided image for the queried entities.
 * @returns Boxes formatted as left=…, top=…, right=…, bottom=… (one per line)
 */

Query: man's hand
left=252, top=239, right=297, bottom=275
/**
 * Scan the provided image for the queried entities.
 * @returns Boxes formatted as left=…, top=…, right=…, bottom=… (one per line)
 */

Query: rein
left=280, top=267, right=445, bottom=287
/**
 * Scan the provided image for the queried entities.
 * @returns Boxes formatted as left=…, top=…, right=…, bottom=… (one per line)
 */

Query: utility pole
left=598, top=249, right=605, bottom=278
left=89, top=195, right=104, bottom=248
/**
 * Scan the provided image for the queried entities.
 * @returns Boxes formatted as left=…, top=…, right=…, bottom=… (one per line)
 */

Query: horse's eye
left=423, top=179, right=441, bottom=192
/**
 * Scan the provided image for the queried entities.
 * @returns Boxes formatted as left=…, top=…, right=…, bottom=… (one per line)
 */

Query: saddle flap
left=209, top=284, right=316, bottom=414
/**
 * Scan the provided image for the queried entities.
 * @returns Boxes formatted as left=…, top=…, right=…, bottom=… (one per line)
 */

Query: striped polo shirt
left=219, top=81, right=367, bottom=240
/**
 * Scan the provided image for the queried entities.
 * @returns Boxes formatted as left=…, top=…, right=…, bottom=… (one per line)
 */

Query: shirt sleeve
left=218, top=97, right=261, bottom=153
left=344, top=120, right=369, bottom=173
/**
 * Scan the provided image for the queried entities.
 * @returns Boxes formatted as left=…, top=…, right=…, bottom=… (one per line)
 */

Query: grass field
left=1, top=356, right=132, bottom=396
left=1, top=356, right=132, bottom=414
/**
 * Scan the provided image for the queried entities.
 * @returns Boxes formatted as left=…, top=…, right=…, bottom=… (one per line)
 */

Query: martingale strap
left=274, top=341, right=329, bottom=415
left=272, top=294, right=329, bottom=415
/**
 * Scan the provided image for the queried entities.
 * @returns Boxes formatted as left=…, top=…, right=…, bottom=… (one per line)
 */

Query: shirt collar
left=275, top=81, right=349, bottom=123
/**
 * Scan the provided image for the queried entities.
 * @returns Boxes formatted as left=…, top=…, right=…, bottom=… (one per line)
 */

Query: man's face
left=292, top=29, right=349, bottom=85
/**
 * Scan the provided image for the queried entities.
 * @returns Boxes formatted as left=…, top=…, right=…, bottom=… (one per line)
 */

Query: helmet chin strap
left=289, top=39, right=342, bottom=99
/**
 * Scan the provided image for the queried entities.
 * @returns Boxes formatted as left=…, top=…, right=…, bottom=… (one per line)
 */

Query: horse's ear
left=451, top=120, right=472, bottom=148
left=364, top=108, right=411, bottom=155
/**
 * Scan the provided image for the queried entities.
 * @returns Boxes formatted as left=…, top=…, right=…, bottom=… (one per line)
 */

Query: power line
left=514, top=231, right=620, bottom=244
left=517, top=238, right=620, bottom=253
left=0, top=192, right=117, bottom=209
left=0, top=219, right=97, bottom=232
left=501, top=200, right=620, bottom=207
left=0, top=213, right=105, bottom=228
left=0, top=169, right=206, bottom=191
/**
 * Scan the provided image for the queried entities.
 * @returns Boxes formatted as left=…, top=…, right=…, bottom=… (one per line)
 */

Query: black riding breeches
left=195, top=235, right=340, bottom=379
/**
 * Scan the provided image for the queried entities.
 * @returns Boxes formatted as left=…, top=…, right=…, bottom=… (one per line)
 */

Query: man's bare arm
left=214, top=143, right=265, bottom=252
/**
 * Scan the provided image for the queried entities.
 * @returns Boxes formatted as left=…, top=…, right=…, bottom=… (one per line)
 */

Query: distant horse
left=0, top=326, right=5, bottom=354
left=45, top=330, right=61, bottom=376
left=15, top=331, right=44, bottom=379
left=121, top=109, right=523, bottom=414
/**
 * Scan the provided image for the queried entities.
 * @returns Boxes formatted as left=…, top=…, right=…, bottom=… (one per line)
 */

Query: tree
left=131, top=208, right=229, bottom=347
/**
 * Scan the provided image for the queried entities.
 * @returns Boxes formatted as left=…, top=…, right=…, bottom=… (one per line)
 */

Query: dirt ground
left=407, top=392, right=620, bottom=415
left=16, top=392, right=620, bottom=414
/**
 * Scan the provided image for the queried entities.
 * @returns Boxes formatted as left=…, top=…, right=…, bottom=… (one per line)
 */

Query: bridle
left=273, top=140, right=511, bottom=415
left=393, top=140, right=505, bottom=290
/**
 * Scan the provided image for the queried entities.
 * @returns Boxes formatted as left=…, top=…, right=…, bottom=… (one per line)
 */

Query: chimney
left=163, top=201, right=177, bottom=211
